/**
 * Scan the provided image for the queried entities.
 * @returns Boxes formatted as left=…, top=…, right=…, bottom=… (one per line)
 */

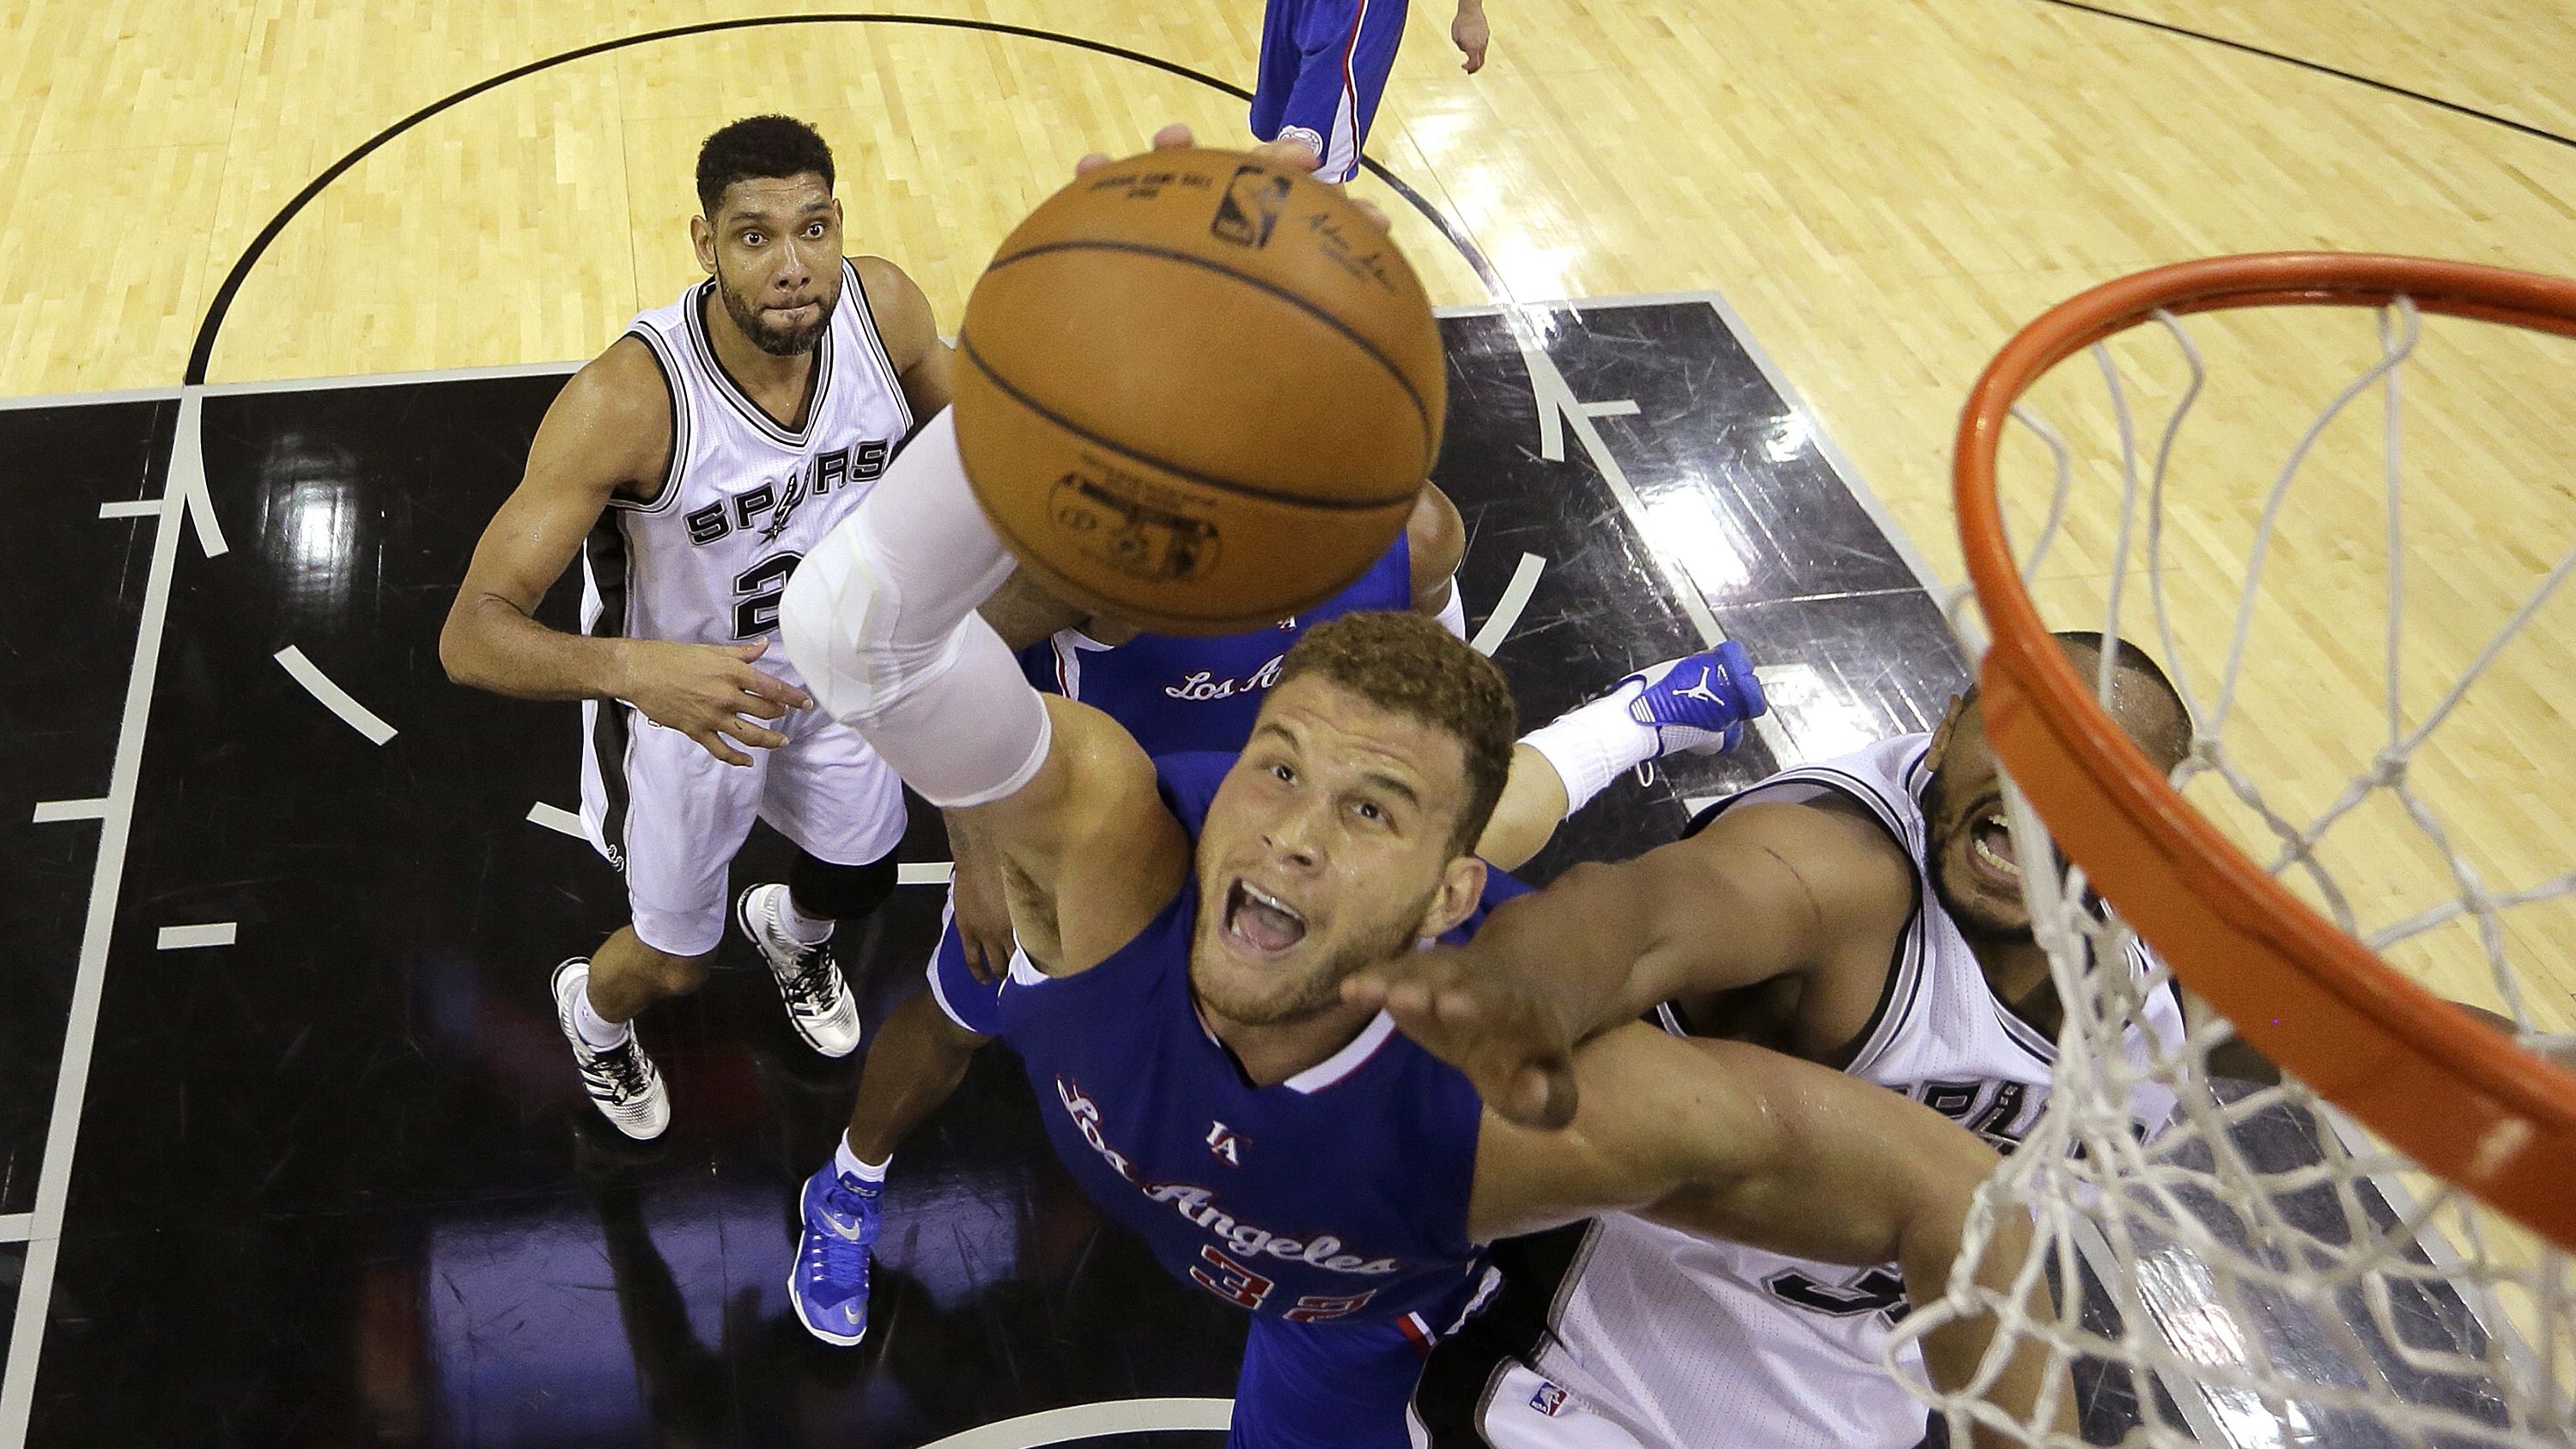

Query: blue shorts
left=924, top=888, right=1005, bottom=1038
left=1232, top=1307, right=1443, bottom=1448
left=1249, top=0, right=1410, bottom=185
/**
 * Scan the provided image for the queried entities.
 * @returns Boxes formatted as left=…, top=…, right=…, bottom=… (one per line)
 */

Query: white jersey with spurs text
left=1462, top=734, right=2186, bottom=1449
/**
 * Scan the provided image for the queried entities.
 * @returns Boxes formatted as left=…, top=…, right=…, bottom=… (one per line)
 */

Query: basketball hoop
left=1893, top=253, right=2576, bottom=1446
left=1959, top=253, right=2576, bottom=1252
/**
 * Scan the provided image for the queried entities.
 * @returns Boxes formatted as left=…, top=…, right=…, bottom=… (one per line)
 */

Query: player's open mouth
left=1224, top=879, right=1307, bottom=961
left=1969, top=810, right=2019, bottom=887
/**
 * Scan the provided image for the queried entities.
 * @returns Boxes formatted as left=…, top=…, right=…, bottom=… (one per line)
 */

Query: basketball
left=952, top=147, right=1446, bottom=635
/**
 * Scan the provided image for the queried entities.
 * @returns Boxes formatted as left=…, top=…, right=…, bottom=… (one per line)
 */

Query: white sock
left=836, top=1137, right=890, bottom=1185
left=1521, top=688, right=1661, bottom=817
left=1433, top=579, right=1468, bottom=640
left=776, top=888, right=834, bottom=945
left=574, top=983, right=633, bottom=1049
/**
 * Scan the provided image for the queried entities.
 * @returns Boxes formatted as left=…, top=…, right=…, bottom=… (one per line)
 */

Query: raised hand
left=1072, top=123, right=1392, bottom=230
left=614, top=637, right=812, bottom=767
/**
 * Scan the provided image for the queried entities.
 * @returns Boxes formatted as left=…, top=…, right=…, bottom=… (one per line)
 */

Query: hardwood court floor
left=23, top=0, right=2571, bottom=1050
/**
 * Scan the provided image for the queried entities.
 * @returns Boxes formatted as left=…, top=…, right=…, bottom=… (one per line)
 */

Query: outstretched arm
left=1472, top=1026, right=2069, bottom=1442
left=1353, top=797, right=1913, bottom=1124
left=780, top=410, right=1187, bottom=968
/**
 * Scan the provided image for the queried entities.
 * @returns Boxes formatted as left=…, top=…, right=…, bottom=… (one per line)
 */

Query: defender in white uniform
left=1352, top=633, right=2199, bottom=1448
left=440, top=116, right=951, bottom=1140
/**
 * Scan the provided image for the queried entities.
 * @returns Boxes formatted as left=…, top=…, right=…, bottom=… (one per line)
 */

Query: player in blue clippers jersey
left=792, top=478, right=1770, bottom=1358
left=1250, top=0, right=1493, bottom=185
left=781, top=409, right=2051, bottom=1446
left=1018, top=530, right=1418, bottom=755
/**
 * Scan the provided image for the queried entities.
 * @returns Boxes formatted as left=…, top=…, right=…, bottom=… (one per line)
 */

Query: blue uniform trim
left=1250, top=0, right=1411, bottom=184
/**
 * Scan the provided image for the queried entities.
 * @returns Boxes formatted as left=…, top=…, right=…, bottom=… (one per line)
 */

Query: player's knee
left=787, top=849, right=900, bottom=922
left=640, top=943, right=716, bottom=996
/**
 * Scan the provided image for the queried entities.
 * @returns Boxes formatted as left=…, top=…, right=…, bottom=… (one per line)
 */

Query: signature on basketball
left=1164, top=654, right=1288, bottom=702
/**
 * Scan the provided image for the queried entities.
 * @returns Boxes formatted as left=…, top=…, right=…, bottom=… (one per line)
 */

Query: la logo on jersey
left=1206, top=1121, right=1244, bottom=1167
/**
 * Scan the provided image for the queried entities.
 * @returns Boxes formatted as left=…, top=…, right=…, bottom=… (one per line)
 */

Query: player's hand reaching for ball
left=1074, top=124, right=1392, bottom=230
left=1342, top=920, right=1584, bottom=1130
left=613, top=637, right=811, bottom=767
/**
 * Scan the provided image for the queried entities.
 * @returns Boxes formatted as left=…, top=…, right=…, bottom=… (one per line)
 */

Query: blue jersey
left=993, top=751, right=1528, bottom=1332
left=1020, top=533, right=1413, bottom=757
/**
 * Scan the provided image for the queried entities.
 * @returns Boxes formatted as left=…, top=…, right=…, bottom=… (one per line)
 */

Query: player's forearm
left=1899, top=1194, right=2074, bottom=1445
left=440, top=593, right=630, bottom=702
left=1477, top=846, right=1749, bottom=1034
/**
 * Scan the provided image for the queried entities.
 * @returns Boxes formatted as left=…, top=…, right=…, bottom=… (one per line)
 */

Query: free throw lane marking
left=274, top=646, right=398, bottom=744
left=1470, top=553, right=1547, bottom=658
left=526, top=802, right=586, bottom=839
left=915, top=1397, right=1231, bottom=1447
left=156, top=923, right=238, bottom=950
left=31, top=799, right=109, bottom=823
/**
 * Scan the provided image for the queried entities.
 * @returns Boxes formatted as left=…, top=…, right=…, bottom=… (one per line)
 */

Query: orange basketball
left=953, top=148, right=1445, bottom=635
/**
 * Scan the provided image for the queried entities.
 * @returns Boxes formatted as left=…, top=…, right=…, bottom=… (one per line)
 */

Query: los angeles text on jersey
left=1054, top=1076, right=1402, bottom=1275
left=681, top=440, right=890, bottom=547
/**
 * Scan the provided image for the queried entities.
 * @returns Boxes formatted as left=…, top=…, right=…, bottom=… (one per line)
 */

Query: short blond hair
left=1274, top=611, right=1519, bottom=854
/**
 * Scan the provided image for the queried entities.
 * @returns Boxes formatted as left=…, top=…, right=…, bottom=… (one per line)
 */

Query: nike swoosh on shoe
left=820, top=1212, right=865, bottom=1241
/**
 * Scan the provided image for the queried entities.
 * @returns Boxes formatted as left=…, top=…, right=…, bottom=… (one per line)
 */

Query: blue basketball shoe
left=1623, top=639, right=1767, bottom=756
left=789, top=1159, right=882, bottom=1347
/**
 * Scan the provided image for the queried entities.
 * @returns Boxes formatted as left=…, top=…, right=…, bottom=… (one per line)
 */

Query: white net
left=1888, top=283, right=2576, bottom=1447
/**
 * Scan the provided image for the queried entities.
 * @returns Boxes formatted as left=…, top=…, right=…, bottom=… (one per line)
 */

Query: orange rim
left=1955, top=252, right=2576, bottom=1252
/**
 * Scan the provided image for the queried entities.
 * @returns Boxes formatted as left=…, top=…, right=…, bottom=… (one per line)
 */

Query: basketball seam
left=977, top=237, right=1435, bottom=448
left=956, top=332, right=1425, bottom=512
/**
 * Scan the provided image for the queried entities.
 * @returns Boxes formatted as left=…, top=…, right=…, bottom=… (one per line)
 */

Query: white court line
left=1469, top=553, right=1546, bottom=657
left=274, top=646, right=397, bottom=744
left=0, top=1215, right=30, bottom=1244
left=1579, top=398, right=1641, bottom=418
left=155, top=923, right=237, bottom=950
left=526, top=802, right=586, bottom=839
left=0, top=389, right=218, bottom=1438
left=1683, top=796, right=1724, bottom=818
left=915, top=1397, right=1231, bottom=1448
left=1510, top=318, right=1795, bottom=764
left=96, top=500, right=159, bottom=519
left=168, top=398, right=228, bottom=561
left=899, top=861, right=954, bottom=887
left=30, top=799, right=107, bottom=823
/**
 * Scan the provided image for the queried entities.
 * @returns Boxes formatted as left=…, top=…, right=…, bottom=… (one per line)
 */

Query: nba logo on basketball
left=1206, top=1122, right=1244, bottom=1167
left=1211, top=166, right=1291, bottom=249
left=1529, top=1380, right=1568, bottom=1417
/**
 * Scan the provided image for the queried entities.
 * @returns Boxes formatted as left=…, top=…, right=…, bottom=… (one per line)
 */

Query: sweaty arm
left=852, top=255, right=955, bottom=421
left=1350, top=797, right=1915, bottom=1123
left=1473, top=1025, right=2068, bottom=1443
left=438, top=339, right=813, bottom=767
left=780, top=409, right=1188, bottom=968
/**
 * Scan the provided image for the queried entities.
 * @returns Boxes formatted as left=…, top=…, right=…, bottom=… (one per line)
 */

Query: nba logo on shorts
left=1528, top=1379, right=1568, bottom=1417
left=1211, top=166, right=1291, bottom=249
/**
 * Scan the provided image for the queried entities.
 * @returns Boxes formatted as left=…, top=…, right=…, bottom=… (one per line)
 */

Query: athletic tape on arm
left=781, top=409, right=1052, bottom=808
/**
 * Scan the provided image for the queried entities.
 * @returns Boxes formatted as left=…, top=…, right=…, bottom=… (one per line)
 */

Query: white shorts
left=1433, top=1364, right=1648, bottom=1449
left=579, top=697, right=907, bottom=956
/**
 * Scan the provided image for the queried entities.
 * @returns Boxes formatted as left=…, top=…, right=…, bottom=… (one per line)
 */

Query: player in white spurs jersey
left=1349, top=632, right=2197, bottom=1448
left=440, top=116, right=949, bottom=1139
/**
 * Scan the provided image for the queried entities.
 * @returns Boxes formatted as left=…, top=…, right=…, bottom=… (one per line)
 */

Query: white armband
left=781, top=409, right=1052, bottom=808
